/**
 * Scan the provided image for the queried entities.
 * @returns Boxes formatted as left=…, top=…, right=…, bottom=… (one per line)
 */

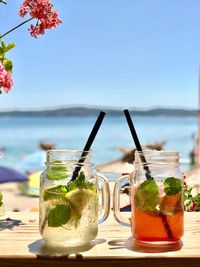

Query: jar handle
left=97, top=174, right=110, bottom=224
left=113, top=175, right=131, bottom=227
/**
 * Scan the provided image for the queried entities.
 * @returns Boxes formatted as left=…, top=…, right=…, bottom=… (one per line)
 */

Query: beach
left=0, top=182, right=39, bottom=211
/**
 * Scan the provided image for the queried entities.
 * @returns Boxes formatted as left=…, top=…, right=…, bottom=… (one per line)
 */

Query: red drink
left=132, top=189, right=184, bottom=243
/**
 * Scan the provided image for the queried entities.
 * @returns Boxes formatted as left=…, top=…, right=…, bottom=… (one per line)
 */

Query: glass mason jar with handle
left=113, top=150, right=184, bottom=244
left=40, top=150, right=110, bottom=247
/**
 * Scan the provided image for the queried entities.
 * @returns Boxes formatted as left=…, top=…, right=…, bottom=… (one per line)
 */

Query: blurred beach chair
left=18, top=171, right=41, bottom=197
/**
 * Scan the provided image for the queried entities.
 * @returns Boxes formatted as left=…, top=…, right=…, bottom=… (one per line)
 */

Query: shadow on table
left=108, top=237, right=183, bottom=253
left=29, top=238, right=106, bottom=257
left=0, top=217, right=24, bottom=230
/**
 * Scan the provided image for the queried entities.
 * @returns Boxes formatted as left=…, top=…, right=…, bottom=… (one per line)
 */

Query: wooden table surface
left=0, top=211, right=200, bottom=267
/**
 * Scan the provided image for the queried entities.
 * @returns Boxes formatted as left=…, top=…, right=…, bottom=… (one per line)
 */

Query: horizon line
left=0, top=104, right=197, bottom=113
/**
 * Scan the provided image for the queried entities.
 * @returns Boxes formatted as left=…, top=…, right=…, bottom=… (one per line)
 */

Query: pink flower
left=19, top=0, right=62, bottom=38
left=0, top=62, right=13, bottom=93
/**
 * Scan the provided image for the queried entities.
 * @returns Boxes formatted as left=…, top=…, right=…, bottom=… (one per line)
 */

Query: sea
left=0, top=115, right=197, bottom=174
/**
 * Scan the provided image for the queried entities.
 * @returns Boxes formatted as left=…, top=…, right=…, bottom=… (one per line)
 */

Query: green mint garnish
left=44, top=171, right=95, bottom=228
left=46, top=160, right=68, bottom=180
left=164, top=177, right=182, bottom=195
left=67, top=171, right=95, bottom=192
left=43, top=185, right=68, bottom=201
left=48, top=204, right=71, bottom=227
left=134, top=177, right=159, bottom=212
left=43, top=172, right=95, bottom=201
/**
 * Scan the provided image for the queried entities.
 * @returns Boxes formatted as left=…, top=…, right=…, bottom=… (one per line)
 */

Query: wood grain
left=0, top=212, right=200, bottom=267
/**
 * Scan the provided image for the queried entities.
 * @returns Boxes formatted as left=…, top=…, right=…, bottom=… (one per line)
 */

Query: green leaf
left=1, top=41, right=15, bottom=53
left=46, top=161, right=68, bottom=180
left=48, top=204, right=71, bottom=227
left=164, top=177, right=182, bottom=195
left=134, top=178, right=159, bottom=211
left=5, top=42, right=15, bottom=52
left=43, top=172, right=95, bottom=202
left=43, top=185, right=68, bottom=201
left=3, top=58, right=13, bottom=71
left=66, top=171, right=95, bottom=192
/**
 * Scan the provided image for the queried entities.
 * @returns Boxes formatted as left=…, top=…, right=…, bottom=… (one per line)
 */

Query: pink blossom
left=0, top=62, right=13, bottom=93
left=19, top=0, right=62, bottom=38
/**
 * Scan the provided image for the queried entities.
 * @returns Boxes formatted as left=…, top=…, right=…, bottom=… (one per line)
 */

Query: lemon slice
left=65, top=188, right=96, bottom=212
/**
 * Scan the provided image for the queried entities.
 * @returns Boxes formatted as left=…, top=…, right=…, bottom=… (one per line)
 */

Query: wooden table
left=0, top=212, right=200, bottom=267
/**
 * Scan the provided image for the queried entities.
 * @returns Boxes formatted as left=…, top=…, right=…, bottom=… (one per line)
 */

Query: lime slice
left=65, top=188, right=96, bottom=213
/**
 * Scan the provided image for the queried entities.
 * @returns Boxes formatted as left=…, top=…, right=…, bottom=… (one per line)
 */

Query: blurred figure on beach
left=15, top=142, right=56, bottom=197
left=16, top=142, right=55, bottom=175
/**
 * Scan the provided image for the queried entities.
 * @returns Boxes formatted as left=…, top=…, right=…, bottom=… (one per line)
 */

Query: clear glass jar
left=113, top=150, right=184, bottom=244
left=40, top=150, right=110, bottom=247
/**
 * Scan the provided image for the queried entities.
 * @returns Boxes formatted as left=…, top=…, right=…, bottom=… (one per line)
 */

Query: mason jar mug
left=113, top=150, right=184, bottom=244
left=40, top=150, right=110, bottom=247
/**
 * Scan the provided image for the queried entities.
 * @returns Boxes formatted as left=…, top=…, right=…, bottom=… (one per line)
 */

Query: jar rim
left=134, top=150, right=180, bottom=165
left=135, top=150, right=180, bottom=157
left=46, top=149, right=92, bottom=154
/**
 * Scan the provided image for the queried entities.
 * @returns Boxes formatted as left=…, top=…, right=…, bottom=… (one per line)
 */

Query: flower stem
left=0, top=17, right=34, bottom=39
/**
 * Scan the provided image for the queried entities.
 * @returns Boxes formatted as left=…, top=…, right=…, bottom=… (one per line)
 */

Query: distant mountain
left=0, top=107, right=197, bottom=117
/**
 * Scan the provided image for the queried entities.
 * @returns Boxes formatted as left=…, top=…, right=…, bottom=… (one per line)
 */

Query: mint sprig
left=43, top=185, right=68, bottom=201
left=44, top=171, right=95, bottom=201
left=67, top=171, right=95, bottom=191
left=43, top=172, right=95, bottom=228
left=46, top=160, right=68, bottom=180
left=48, top=204, right=71, bottom=227
left=164, top=177, right=182, bottom=195
left=134, top=178, right=159, bottom=212
left=134, top=176, right=182, bottom=212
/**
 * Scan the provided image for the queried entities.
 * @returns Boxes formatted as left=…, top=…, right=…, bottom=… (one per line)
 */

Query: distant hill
left=0, top=107, right=197, bottom=117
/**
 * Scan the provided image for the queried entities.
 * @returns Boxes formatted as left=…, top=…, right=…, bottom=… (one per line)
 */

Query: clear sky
left=0, top=0, right=199, bottom=110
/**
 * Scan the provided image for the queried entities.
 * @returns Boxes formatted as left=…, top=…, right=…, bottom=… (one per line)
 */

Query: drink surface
left=131, top=177, right=184, bottom=243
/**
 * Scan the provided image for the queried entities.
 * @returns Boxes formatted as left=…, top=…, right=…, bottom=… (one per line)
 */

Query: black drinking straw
left=71, top=111, right=106, bottom=181
left=123, top=109, right=173, bottom=239
left=123, top=109, right=151, bottom=179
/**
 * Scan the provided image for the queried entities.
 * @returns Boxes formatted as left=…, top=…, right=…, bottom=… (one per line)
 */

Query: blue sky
left=0, top=0, right=199, bottom=110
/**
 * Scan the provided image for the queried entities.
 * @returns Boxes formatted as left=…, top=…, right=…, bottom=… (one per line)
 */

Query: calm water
left=0, top=116, right=197, bottom=172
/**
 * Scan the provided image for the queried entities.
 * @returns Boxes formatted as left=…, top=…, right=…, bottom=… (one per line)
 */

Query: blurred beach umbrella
left=15, top=151, right=46, bottom=174
left=0, top=166, right=28, bottom=183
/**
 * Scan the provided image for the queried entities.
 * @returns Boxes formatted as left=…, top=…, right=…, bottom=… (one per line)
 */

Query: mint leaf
left=134, top=178, right=159, bottom=211
left=48, top=204, right=71, bottom=227
left=164, top=177, right=182, bottom=195
left=66, top=171, right=95, bottom=192
left=43, top=185, right=67, bottom=201
left=43, top=172, right=95, bottom=202
left=46, top=161, right=68, bottom=180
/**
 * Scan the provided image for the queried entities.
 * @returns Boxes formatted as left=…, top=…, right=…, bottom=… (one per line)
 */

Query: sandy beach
left=0, top=183, right=39, bottom=212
